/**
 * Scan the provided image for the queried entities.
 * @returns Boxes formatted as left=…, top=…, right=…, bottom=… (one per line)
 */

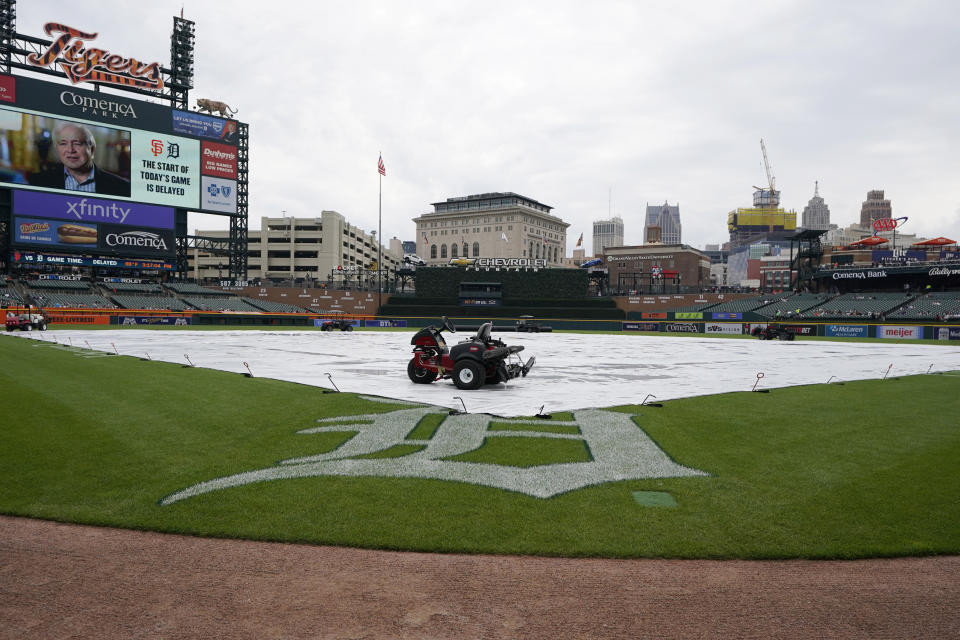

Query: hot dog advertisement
left=57, top=223, right=99, bottom=244
left=15, top=216, right=98, bottom=247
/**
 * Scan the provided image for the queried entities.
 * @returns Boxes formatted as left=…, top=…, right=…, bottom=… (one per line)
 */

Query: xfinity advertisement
left=13, top=191, right=174, bottom=229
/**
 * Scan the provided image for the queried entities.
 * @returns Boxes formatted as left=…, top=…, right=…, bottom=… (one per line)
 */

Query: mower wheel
left=407, top=358, right=437, bottom=384
left=453, top=359, right=484, bottom=390
left=343, top=324, right=353, bottom=331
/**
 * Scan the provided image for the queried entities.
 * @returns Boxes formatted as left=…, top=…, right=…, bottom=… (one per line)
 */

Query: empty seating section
left=801, top=293, right=910, bottom=319
left=104, top=282, right=163, bottom=293
left=182, top=297, right=263, bottom=312
left=1, top=283, right=23, bottom=304
left=25, top=279, right=91, bottom=290
left=33, top=292, right=116, bottom=308
left=110, top=295, right=192, bottom=311
left=755, top=294, right=833, bottom=318
left=244, top=298, right=309, bottom=313
left=702, top=295, right=772, bottom=314
left=667, top=301, right=722, bottom=313
left=889, top=292, right=960, bottom=320
left=163, top=282, right=232, bottom=296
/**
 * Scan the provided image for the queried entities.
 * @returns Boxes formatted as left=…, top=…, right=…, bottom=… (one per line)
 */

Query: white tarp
left=10, top=329, right=960, bottom=417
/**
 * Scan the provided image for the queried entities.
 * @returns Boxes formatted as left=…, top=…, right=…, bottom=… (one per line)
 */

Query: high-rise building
left=593, top=216, right=624, bottom=254
left=859, top=190, right=892, bottom=228
left=801, top=182, right=832, bottom=230
left=644, top=202, right=681, bottom=244
left=727, top=208, right=797, bottom=248
left=412, top=192, right=568, bottom=264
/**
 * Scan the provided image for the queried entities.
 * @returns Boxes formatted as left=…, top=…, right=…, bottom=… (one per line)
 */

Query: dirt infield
left=2, top=516, right=958, bottom=640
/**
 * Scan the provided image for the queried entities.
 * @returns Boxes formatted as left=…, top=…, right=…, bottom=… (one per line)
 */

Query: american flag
left=377, top=155, right=385, bottom=176
left=576, top=233, right=583, bottom=247
left=422, top=232, right=429, bottom=245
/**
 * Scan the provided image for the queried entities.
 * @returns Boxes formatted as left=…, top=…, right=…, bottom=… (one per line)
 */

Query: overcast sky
left=20, top=0, right=960, bottom=254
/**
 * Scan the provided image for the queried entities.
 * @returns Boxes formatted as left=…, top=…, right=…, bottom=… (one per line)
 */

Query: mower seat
left=475, top=322, right=493, bottom=343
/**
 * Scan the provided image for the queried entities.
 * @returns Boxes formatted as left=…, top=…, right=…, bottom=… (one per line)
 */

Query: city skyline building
left=801, top=181, right=833, bottom=230
left=592, top=216, right=624, bottom=255
left=644, top=201, right=682, bottom=245
left=859, top=189, right=892, bottom=228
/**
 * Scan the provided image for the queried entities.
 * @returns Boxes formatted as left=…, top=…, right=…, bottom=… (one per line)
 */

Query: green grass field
left=1, top=333, right=958, bottom=559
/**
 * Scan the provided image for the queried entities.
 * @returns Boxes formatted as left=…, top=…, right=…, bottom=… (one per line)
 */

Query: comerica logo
left=105, top=231, right=168, bottom=250
left=60, top=91, right=137, bottom=118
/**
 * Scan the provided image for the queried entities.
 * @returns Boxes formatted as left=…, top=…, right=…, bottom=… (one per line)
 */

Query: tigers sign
left=27, top=23, right=164, bottom=91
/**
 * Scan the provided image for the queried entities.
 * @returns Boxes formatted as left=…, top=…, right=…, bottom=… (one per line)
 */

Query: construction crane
left=753, top=138, right=780, bottom=209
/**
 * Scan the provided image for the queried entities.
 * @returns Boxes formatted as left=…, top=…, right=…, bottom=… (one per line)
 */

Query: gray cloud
left=20, top=0, right=960, bottom=251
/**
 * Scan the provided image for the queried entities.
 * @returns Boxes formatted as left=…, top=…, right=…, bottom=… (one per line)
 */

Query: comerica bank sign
left=832, top=270, right=888, bottom=280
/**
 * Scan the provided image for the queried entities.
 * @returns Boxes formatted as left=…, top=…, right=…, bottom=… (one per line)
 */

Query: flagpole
left=378, top=164, right=382, bottom=315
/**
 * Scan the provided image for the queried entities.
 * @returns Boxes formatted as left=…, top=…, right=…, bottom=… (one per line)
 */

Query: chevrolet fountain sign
left=461, top=257, right=547, bottom=270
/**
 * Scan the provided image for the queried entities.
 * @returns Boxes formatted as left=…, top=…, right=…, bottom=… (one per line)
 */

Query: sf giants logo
left=27, top=23, right=164, bottom=91
left=150, top=139, right=180, bottom=158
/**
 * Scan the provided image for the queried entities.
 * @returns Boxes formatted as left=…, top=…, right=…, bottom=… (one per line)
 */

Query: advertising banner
left=675, top=312, right=703, bottom=319
left=200, top=176, right=238, bottom=213
left=364, top=319, right=408, bottom=328
left=712, top=312, right=743, bottom=320
left=7, top=75, right=171, bottom=131
left=877, top=325, right=921, bottom=339
left=623, top=321, right=660, bottom=331
left=825, top=325, right=868, bottom=338
left=927, top=266, right=960, bottom=277
left=782, top=324, right=817, bottom=336
left=172, top=109, right=238, bottom=142
left=14, top=191, right=173, bottom=229
left=15, top=216, right=97, bottom=249
left=44, top=312, right=110, bottom=325
left=98, top=224, right=176, bottom=258
left=118, top=316, right=190, bottom=326
left=200, top=141, right=238, bottom=178
left=0, top=74, right=15, bottom=103
left=704, top=323, right=743, bottom=335
left=664, top=322, right=699, bottom=333
left=641, top=312, right=667, bottom=320
left=460, top=298, right=501, bottom=306
left=934, top=326, right=960, bottom=341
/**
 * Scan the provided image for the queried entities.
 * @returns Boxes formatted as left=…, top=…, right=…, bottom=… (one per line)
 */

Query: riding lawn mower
left=407, top=317, right=535, bottom=390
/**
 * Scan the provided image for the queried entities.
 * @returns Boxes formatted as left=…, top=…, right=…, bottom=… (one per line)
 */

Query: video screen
left=0, top=108, right=131, bottom=197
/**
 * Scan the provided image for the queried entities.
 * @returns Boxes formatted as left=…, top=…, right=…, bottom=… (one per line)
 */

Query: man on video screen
left=29, top=122, right=130, bottom=197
